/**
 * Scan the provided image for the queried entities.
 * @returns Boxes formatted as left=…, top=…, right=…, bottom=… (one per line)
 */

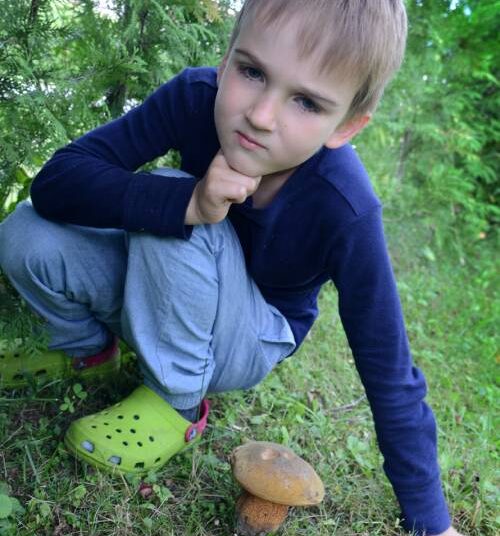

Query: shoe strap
left=185, top=399, right=210, bottom=442
left=72, top=336, right=119, bottom=371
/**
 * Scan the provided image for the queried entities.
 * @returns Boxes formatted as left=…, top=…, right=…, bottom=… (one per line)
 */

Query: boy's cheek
left=215, top=87, right=243, bottom=121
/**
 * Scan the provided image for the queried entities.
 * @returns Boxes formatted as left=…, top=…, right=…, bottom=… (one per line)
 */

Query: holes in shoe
left=155, top=457, right=161, bottom=463
left=91, top=425, right=97, bottom=429
left=108, top=456, right=121, bottom=465
left=122, top=441, right=128, bottom=446
left=104, top=422, right=109, bottom=426
left=133, top=415, right=140, bottom=420
left=130, top=429, right=136, bottom=434
left=106, top=434, right=112, bottom=439
left=13, top=353, right=20, bottom=358
left=116, top=429, right=122, bottom=433
left=149, top=436, right=155, bottom=442
left=137, top=442, right=143, bottom=447
left=81, top=440, right=94, bottom=453
left=117, top=415, right=124, bottom=420
left=134, top=462, right=144, bottom=469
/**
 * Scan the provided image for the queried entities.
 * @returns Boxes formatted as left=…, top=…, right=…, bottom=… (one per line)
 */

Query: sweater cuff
left=397, top=480, right=451, bottom=535
left=123, top=172, right=197, bottom=238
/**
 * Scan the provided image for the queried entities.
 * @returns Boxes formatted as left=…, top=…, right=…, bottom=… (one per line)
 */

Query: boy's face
left=214, top=16, right=370, bottom=179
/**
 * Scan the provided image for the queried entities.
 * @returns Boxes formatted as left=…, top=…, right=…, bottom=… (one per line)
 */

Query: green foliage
left=59, top=382, right=88, bottom=413
left=0, top=0, right=232, bottom=219
left=0, top=272, right=49, bottom=351
left=1, top=0, right=497, bottom=241
left=0, top=481, right=25, bottom=535
left=358, top=0, right=499, bottom=245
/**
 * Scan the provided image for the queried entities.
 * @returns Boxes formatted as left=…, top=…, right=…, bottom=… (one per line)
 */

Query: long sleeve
left=328, top=207, right=451, bottom=535
left=30, top=69, right=199, bottom=238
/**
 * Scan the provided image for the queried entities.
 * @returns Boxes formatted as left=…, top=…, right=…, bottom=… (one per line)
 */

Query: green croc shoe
left=64, top=385, right=210, bottom=474
left=0, top=336, right=121, bottom=388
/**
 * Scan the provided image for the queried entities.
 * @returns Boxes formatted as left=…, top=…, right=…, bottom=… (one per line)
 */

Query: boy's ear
left=325, top=114, right=371, bottom=149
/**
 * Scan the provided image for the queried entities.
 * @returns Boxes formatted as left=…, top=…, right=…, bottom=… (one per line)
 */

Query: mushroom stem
left=235, top=491, right=289, bottom=536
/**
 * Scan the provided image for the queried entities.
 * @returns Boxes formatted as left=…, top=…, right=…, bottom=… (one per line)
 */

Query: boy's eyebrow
left=233, top=48, right=339, bottom=108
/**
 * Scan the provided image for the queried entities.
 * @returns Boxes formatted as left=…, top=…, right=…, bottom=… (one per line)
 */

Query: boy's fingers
left=248, top=174, right=262, bottom=194
left=233, top=175, right=261, bottom=194
left=207, top=173, right=261, bottom=201
left=212, top=150, right=229, bottom=169
left=224, top=170, right=262, bottom=199
left=231, top=175, right=262, bottom=200
left=204, top=150, right=263, bottom=209
left=214, top=181, right=252, bottom=205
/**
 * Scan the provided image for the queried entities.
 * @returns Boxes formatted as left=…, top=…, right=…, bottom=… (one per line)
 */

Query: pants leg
left=0, top=200, right=127, bottom=357
left=0, top=171, right=296, bottom=408
left=122, top=218, right=296, bottom=410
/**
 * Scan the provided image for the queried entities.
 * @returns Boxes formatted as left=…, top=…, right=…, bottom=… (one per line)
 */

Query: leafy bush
left=0, top=0, right=233, bottom=218
left=357, top=0, right=499, bottom=245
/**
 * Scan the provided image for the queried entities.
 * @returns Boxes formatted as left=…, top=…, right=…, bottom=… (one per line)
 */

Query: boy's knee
left=128, top=219, right=235, bottom=258
left=0, top=201, right=58, bottom=278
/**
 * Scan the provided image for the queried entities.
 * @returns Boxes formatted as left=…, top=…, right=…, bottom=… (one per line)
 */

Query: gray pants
left=0, top=172, right=295, bottom=410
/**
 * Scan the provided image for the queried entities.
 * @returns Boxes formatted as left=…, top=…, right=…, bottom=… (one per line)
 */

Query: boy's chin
left=224, top=153, right=267, bottom=178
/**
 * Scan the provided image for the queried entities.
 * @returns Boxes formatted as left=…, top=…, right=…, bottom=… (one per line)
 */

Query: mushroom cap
left=230, top=441, right=325, bottom=506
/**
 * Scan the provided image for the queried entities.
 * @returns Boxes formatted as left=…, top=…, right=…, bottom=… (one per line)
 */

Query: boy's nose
left=245, top=94, right=278, bottom=132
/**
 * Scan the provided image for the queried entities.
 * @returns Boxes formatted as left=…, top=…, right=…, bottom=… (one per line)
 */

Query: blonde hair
left=228, top=0, right=408, bottom=123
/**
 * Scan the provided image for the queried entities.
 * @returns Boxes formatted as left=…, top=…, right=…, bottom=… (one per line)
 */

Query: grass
left=0, top=214, right=498, bottom=536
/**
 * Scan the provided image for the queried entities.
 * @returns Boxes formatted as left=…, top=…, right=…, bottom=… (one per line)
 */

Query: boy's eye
left=238, top=65, right=264, bottom=82
left=296, top=96, right=321, bottom=113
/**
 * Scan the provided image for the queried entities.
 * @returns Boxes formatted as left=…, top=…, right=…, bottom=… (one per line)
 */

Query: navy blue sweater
left=31, top=67, right=451, bottom=534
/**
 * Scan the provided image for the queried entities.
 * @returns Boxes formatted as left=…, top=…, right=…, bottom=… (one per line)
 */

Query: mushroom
left=230, top=441, right=324, bottom=535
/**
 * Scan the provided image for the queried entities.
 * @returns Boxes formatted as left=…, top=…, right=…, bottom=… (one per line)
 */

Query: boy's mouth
left=236, top=131, right=266, bottom=150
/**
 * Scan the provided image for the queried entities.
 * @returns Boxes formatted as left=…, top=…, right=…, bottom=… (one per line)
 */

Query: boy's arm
left=328, top=206, right=452, bottom=536
left=30, top=69, right=198, bottom=238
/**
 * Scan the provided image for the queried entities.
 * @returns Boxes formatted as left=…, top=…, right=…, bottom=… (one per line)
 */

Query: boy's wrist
left=395, top=475, right=451, bottom=536
left=185, top=185, right=203, bottom=225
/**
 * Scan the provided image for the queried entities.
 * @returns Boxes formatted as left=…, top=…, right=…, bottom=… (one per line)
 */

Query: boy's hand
left=185, top=151, right=261, bottom=225
left=432, top=527, right=464, bottom=536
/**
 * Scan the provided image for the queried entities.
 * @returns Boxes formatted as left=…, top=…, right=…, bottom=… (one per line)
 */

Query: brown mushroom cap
left=231, top=441, right=325, bottom=506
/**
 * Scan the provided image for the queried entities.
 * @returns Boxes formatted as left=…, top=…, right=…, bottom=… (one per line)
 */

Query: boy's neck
left=251, top=167, right=295, bottom=209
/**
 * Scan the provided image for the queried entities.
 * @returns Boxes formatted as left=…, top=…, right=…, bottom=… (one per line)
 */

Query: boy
left=0, top=1, right=462, bottom=534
